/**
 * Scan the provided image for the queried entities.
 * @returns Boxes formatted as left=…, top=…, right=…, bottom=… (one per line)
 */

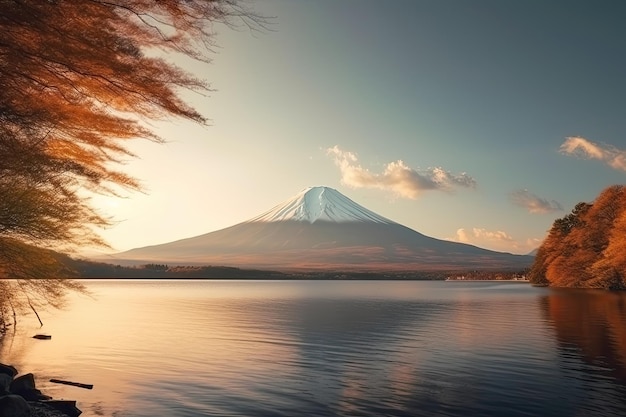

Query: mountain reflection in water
left=0, top=280, right=625, bottom=417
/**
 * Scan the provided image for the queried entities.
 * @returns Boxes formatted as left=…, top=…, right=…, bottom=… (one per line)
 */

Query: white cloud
left=326, top=145, right=476, bottom=199
left=448, top=227, right=540, bottom=254
left=560, top=136, right=626, bottom=171
left=509, top=189, right=563, bottom=214
left=454, top=228, right=514, bottom=244
left=526, top=237, right=543, bottom=249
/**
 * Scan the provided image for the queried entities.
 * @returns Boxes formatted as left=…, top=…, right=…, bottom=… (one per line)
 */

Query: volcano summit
left=111, top=186, right=533, bottom=271
left=248, top=186, right=395, bottom=224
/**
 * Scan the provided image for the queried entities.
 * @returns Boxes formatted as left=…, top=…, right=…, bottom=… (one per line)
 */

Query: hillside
left=528, top=185, right=626, bottom=289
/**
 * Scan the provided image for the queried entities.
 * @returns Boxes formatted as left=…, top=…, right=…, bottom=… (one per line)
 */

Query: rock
left=10, top=373, right=36, bottom=395
left=19, top=389, right=52, bottom=402
left=0, top=364, right=17, bottom=378
left=0, top=367, right=81, bottom=417
left=0, top=394, right=31, bottom=417
left=41, top=400, right=81, bottom=417
left=0, top=374, right=11, bottom=394
left=28, top=402, right=70, bottom=417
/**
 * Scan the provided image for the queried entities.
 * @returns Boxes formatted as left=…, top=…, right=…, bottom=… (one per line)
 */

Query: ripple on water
left=1, top=280, right=626, bottom=417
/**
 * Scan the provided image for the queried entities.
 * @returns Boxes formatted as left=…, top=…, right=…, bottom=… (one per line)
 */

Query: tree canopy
left=528, top=185, right=626, bottom=289
left=0, top=0, right=261, bottom=275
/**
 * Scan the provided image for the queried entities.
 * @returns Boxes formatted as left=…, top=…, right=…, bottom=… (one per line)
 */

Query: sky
left=90, top=0, right=626, bottom=256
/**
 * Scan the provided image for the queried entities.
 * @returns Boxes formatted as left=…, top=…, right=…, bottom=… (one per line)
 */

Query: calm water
left=1, top=280, right=626, bottom=417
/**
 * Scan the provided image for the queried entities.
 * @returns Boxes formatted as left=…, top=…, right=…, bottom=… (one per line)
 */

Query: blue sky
left=92, top=0, right=626, bottom=255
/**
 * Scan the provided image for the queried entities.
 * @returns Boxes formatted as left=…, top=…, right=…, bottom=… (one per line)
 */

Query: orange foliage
left=529, top=185, right=626, bottom=289
left=0, top=1, right=262, bottom=275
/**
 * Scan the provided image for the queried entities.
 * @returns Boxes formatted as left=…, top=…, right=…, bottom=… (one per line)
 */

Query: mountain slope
left=109, top=186, right=533, bottom=271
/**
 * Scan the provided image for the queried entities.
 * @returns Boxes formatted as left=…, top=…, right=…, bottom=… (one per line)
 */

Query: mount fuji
left=109, top=186, right=533, bottom=271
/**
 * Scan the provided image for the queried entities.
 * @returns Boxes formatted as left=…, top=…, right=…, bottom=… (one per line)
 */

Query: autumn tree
left=529, top=185, right=626, bottom=289
left=0, top=0, right=262, bottom=326
left=588, top=187, right=626, bottom=289
left=528, top=202, right=590, bottom=286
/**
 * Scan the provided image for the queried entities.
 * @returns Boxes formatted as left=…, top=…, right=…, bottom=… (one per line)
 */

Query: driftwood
left=49, top=379, right=93, bottom=390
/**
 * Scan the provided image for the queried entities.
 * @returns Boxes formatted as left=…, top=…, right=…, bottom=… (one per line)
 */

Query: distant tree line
left=528, top=185, right=626, bottom=289
left=68, top=260, right=289, bottom=279
left=446, top=270, right=529, bottom=281
left=142, top=264, right=170, bottom=271
left=48, top=259, right=522, bottom=281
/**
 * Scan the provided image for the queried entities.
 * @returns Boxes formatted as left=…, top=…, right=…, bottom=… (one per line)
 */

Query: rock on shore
left=0, top=363, right=81, bottom=417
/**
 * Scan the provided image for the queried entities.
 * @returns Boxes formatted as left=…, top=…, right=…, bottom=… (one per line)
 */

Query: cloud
left=454, top=228, right=514, bottom=244
left=448, top=227, right=547, bottom=254
left=560, top=136, right=626, bottom=171
left=509, top=189, right=563, bottom=214
left=526, top=237, right=543, bottom=249
left=326, top=146, right=476, bottom=199
left=449, top=227, right=537, bottom=254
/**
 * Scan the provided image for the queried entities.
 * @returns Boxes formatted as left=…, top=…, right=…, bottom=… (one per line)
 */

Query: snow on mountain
left=248, top=186, right=396, bottom=224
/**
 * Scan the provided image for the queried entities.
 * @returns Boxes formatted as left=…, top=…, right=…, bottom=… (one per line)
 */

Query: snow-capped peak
left=248, top=186, right=396, bottom=224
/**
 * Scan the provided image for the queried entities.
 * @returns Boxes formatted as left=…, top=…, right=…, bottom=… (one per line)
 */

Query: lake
left=1, top=280, right=626, bottom=416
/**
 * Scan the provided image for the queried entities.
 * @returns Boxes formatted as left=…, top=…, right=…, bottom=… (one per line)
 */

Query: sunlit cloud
left=326, top=146, right=476, bottom=199
left=560, top=136, right=626, bottom=171
left=509, top=189, right=563, bottom=214
left=526, top=237, right=543, bottom=252
left=454, top=228, right=514, bottom=244
left=447, top=227, right=543, bottom=254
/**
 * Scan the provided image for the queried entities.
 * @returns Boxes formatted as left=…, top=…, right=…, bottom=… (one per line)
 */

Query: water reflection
left=278, top=298, right=446, bottom=417
left=542, top=289, right=626, bottom=382
left=1, top=281, right=626, bottom=417
left=540, top=289, right=626, bottom=417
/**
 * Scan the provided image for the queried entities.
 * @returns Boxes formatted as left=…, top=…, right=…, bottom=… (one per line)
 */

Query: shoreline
left=0, top=363, right=81, bottom=417
left=444, top=279, right=530, bottom=282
